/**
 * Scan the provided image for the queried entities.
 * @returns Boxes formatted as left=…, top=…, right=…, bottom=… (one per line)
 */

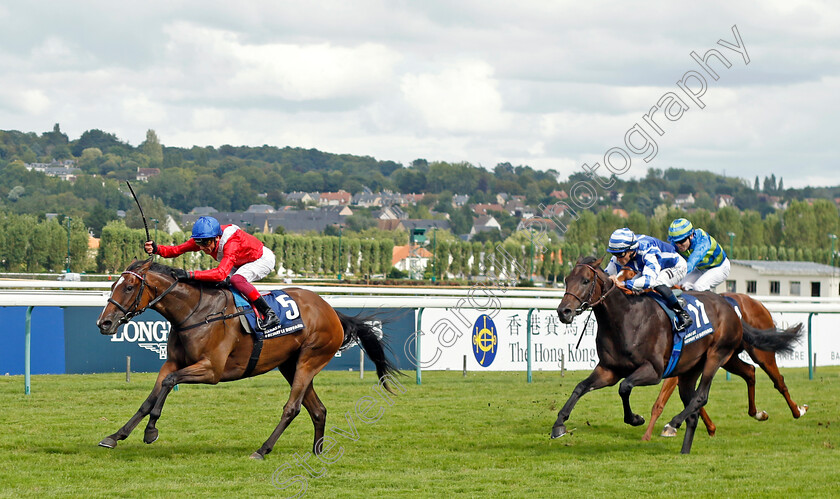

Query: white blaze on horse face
left=98, top=275, right=127, bottom=325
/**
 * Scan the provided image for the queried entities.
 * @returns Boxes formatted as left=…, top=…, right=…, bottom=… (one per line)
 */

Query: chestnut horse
left=96, top=259, right=399, bottom=459
left=642, top=292, right=805, bottom=440
left=554, top=257, right=798, bottom=453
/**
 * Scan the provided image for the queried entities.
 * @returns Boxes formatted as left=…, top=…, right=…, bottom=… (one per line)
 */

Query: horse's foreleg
left=723, top=354, right=762, bottom=420
left=643, top=377, right=677, bottom=441
left=98, top=360, right=179, bottom=449
left=278, top=360, right=326, bottom=455
left=143, top=358, right=222, bottom=444
left=618, top=363, right=661, bottom=428
left=551, top=365, right=619, bottom=439
left=252, top=352, right=333, bottom=460
left=748, top=347, right=808, bottom=418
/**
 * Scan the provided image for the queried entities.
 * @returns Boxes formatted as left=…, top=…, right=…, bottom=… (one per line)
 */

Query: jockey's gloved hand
left=145, top=240, right=158, bottom=255
left=213, top=277, right=231, bottom=289
left=171, top=268, right=190, bottom=281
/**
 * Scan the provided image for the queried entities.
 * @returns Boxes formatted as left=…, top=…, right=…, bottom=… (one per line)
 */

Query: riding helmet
left=607, top=228, right=638, bottom=254
left=667, top=218, right=693, bottom=244
left=191, top=216, right=223, bottom=239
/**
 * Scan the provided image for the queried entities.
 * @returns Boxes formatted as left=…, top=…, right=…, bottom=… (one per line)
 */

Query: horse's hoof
left=98, top=437, right=117, bottom=449
left=550, top=425, right=567, bottom=439
left=144, top=428, right=159, bottom=444
left=661, top=424, right=678, bottom=438
left=627, top=414, right=645, bottom=427
left=798, top=405, right=809, bottom=417
left=250, top=452, right=265, bottom=460
left=754, top=410, right=769, bottom=421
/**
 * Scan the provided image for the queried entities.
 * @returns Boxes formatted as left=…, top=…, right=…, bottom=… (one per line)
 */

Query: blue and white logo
left=472, top=314, right=498, bottom=367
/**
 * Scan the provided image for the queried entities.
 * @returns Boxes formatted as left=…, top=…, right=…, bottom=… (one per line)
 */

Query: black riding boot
left=654, top=285, right=692, bottom=332
left=253, top=296, right=280, bottom=330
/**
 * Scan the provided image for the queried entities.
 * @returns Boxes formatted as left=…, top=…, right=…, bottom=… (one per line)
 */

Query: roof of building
left=392, top=244, right=433, bottom=265
left=731, top=260, right=839, bottom=276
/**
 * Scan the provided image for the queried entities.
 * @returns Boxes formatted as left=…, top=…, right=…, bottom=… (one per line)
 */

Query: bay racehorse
left=642, top=291, right=805, bottom=440
left=96, top=259, right=399, bottom=459
left=554, top=256, right=798, bottom=453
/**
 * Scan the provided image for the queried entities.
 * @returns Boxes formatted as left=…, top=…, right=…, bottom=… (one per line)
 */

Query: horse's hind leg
left=278, top=359, right=327, bottom=455
left=676, top=376, right=701, bottom=455
left=99, top=360, right=179, bottom=448
left=251, top=350, right=334, bottom=460
left=748, top=347, right=808, bottom=418
left=723, top=353, right=764, bottom=420
left=551, top=365, right=619, bottom=439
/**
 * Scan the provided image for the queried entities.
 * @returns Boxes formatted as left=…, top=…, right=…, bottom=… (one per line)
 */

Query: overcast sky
left=1, top=1, right=838, bottom=188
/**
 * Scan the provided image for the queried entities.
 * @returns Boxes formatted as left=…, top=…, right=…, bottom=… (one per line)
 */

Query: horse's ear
left=594, top=255, right=605, bottom=267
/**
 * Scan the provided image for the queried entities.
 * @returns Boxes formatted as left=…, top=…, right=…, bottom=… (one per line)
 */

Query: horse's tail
left=741, top=320, right=803, bottom=354
left=336, top=311, right=403, bottom=392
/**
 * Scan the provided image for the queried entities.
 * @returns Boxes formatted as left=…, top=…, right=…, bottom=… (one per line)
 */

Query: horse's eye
left=125, top=284, right=134, bottom=292
left=581, top=278, right=590, bottom=285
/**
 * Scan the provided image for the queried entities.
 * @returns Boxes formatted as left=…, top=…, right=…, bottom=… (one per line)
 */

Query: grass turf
left=0, top=367, right=837, bottom=498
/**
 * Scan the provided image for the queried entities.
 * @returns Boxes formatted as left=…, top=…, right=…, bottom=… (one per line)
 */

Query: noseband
left=562, top=263, right=617, bottom=314
left=108, top=269, right=179, bottom=325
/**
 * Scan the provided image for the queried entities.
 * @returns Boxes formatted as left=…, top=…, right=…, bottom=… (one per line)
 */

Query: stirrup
left=257, top=310, right=280, bottom=330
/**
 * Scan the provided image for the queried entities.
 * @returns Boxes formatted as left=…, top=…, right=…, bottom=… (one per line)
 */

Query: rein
left=109, top=268, right=253, bottom=331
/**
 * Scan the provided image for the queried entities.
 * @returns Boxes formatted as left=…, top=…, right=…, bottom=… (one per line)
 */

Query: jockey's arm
left=686, top=232, right=711, bottom=273
left=155, top=239, right=201, bottom=258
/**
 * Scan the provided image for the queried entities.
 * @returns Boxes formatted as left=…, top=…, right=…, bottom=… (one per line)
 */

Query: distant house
left=136, top=167, right=160, bottom=182
left=715, top=194, right=735, bottom=209
left=404, top=193, right=425, bottom=205
left=391, top=244, right=434, bottom=273
left=674, top=193, right=695, bottom=207
left=472, top=203, right=504, bottom=216
left=375, top=205, right=408, bottom=220
left=659, top=191, right=673, bottom=201
left=285, top=191, right=319, bottom=204
left=25, top=159, right=81, bottom=182
left=612, top=208, right=629, bottom=218
left=353, top=188, right=383, bottom=207
left=550, top=190, right=568, bottom=200
left=190, top=206, right=219, bottom=216
left=183, top=207, right=348, bottom=234
left=469, top=215, right=501, bottom=239
left=246, top=204, right=275, bottom=214
left=380, top=219, right=450, bottom=233
left=727, top=260, right=840, bottom=297
left=319, top=190, right=352, bottom=206
left=452, top=194, right=470, bottom=207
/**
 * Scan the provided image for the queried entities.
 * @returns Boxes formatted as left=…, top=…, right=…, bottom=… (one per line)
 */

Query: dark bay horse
left=554, top=256, right=792, bottom=453
left=642, top=292, right=805, bottom=440
left=96, top=259, right=399, bottom=459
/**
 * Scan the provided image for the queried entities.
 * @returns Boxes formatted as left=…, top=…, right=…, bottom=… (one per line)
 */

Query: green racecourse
left=1, top=368, right=837, bottom=498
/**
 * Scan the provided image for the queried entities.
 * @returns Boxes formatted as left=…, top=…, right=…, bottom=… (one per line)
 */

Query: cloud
left=401, top=61, right=510, bottom=133
left=162, top=22, right=401, bottom=102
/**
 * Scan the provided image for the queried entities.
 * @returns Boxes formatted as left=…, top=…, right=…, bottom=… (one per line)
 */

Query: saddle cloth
left=232, top=289, right=305, bottom=340
left=648, top=292, right=716, bottom=378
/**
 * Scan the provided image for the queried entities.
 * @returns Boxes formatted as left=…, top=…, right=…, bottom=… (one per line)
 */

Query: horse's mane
left=127, top=258, right=232, bottom=291
left=127, top=258, right=175, bottom=275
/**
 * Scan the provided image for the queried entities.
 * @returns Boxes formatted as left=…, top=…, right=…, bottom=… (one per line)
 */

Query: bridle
left=107, top=269, right=180, bottom=325
left=562, top=262, right=618, bottom=314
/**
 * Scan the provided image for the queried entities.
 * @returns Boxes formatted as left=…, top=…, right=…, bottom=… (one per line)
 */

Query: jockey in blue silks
left=604, top=228, right=693, bottom=332
left=667, top=218, right=730, bottom=292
